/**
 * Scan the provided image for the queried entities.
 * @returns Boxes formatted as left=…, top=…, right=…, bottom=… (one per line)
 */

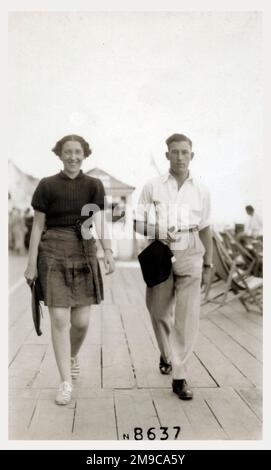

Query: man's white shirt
left=135, top=171, right=211, bottom=251
left=245, top=213, right=263, bottom=237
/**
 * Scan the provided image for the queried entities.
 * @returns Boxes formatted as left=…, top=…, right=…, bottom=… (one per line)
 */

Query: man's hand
left=201, top=266, right=213, bottom=290
left=156, top=226, right=177, bottom=246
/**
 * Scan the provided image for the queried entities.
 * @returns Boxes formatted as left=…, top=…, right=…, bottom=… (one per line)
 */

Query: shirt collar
left=59, top=170, right=84, bottom=180
left=161, top=170, right=194, bottom=184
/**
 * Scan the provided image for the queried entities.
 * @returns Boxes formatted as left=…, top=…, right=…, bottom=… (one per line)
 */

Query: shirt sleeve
left=134, top=182, right=153, bottom=222
left=31, top=178, right=50, bottom=214
left=198, top=188, right=212, bottom=230
left=91, top=179, right=106, bottom=211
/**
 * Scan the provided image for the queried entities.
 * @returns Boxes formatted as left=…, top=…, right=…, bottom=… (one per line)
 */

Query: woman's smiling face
left=60, top=140, right=85, bottom=174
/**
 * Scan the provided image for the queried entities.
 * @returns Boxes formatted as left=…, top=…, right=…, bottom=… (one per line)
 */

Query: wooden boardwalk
left=9, top=254, right=262, bottom=440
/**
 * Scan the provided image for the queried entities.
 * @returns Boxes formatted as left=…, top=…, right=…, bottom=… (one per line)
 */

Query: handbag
left=30, top=279, right=43, bottom=336
left=138, top=240, right=175, bottom=288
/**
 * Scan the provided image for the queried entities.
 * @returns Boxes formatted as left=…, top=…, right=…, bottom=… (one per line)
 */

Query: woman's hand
left=24, top=263, right=38, bottom=286
left=103, top=249, right=115, bottom=275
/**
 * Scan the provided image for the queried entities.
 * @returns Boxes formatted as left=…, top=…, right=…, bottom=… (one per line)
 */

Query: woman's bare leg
left=70, top=305, right=91, bottom=357
left=49, top=307, right=71, bottom=383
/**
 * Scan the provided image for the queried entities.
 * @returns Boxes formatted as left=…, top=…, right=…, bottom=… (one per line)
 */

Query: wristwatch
left=203, top=263, right=214, bottom=269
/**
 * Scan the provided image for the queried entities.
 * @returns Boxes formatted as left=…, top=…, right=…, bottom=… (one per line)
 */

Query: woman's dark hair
left=52, top=135, right=92, bottom=157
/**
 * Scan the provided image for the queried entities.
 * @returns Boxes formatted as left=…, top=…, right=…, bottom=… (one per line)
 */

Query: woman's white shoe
left=55, top=381, right=73, bottom=405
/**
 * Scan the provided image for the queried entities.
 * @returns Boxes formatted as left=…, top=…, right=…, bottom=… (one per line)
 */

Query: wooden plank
left=102, top=304, right=135, bottom=389
left=119, top=304, right=170, bottom=388
left=74, top=345, right=101, bottom=391
left=30, top=344, right=60, bottom=389
left=115, top=389, right=160, bottom=440
left=149, top=388, right=195, bottom=439
left=201, top=302, right=226, bottom=316
left=9, top=283, right=30, bottom=327
left=201, top=291, right=236, bottom=309
left=195, top=333, right=252, bottom=388
left=200, top=319, right=262, bottom=387
left=129, top=266, right=146, bottom=297
left=9, top=344, right=47, bottom=389
left=110, top=269, right=132, bottom=305
left=177, top=389, right=228, bottom=440
left=119, top=268, right=146, bottom=307
left=217, top=304, right=262, bottom=341
left=9, top=387, right=40, bottom=399
left=9, top=389, right=40, bottom=439
left=120, top=268, right=162, bottom=354
left=9, top=395, right=39, bottom=440
left=185, top=353, right=217, bottom=388
left=9, top=287, right=35, bottom=365
left=204, top=280, right=229, bottom=301
left=9, top=325, right=34, bottom=366
left=236, top=388, right=262, bottom=421
left=26, top=388, right=75, bottom=440
left=72, top=390, right=117, bottom=440
left=202, top=388, right=262, bottom=439
left=229, top=298, right=262, bottom=325
left=207, top=313, right=262, bottom=361
left=86, top=304, right=102, bottom=346
left=9, top=254, right=28, bottom=287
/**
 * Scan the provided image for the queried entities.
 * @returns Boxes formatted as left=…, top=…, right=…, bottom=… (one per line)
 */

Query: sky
left=8, top=11, right=263, bottom=226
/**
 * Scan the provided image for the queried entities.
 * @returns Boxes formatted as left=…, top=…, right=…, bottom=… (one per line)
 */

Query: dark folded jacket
left=138, top=240, right=174, bottom=288
left=30, top=279, right=43, bottom=336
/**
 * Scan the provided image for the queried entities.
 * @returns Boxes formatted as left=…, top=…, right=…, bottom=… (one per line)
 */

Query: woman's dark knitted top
left=31, top=170, right=106, bottom=227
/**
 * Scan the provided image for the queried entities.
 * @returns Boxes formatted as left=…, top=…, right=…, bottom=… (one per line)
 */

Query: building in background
left=86, top=168, right=136, bottom=260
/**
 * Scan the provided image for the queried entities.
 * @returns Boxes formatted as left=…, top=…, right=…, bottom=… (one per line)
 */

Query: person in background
left=9, top=207, right=15, bottom=250
left=12, top=208, right=27, bottom=255
left=244, top=205, right=262, bottom=238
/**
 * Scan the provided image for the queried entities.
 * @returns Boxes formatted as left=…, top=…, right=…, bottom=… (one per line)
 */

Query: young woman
left=24, top=135, right=115, bottom=405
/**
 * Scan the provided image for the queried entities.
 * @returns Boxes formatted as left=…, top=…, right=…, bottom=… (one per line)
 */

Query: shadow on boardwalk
left=9, top=254, right=262, bottom=440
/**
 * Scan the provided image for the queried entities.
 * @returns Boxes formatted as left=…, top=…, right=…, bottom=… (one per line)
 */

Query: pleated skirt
left=37, top=227, right=104, bottom=308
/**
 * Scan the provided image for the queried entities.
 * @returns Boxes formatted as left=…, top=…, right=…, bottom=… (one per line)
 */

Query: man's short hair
left=245, top=205, right=254, bottom=213
left=166, top=133, right=192, bottom=149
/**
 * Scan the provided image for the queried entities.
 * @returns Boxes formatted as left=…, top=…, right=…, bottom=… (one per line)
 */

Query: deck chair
left=204, top=232, right=262, bottom=312
left=223, top=229, right=262, bottom=277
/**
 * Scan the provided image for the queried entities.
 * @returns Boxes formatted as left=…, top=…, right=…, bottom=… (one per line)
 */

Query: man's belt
left=176, top=226, right=199, bottom=233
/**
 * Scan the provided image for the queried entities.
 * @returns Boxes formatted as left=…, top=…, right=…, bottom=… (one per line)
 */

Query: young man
left=134, top=133, right=213, bottom=400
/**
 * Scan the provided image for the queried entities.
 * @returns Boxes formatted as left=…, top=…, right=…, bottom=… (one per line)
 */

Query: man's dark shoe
left=159, top=355, right=172, bottom=375
left=172, top=379, right=193, bottom=400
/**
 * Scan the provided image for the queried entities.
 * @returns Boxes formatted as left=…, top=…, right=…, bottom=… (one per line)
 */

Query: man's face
left=166, top=140, right=194, bottom=176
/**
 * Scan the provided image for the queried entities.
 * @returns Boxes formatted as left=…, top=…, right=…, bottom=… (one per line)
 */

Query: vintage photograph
left=8, top=11, right=262, bottom=441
